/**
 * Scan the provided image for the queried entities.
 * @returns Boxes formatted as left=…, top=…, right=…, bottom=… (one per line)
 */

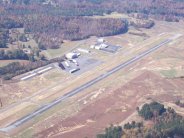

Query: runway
left=0, top=38, right=173, bottom=132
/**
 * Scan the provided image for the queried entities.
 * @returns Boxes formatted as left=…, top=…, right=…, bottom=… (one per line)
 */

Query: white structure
left=71, top=59, right=77, bottom=63
left=99, top=43, right=108, bottom=48
left=77, top=48, right=90, bottom=53
left=37, top=67, right=52, bottom=74
left=90, top=45, right=95, bottom=49
left=91, top=38, right=108, bottom=50
left=65, top=61, right=70, bottom=67
left=97, top=38, right=105, bottom=43
left=91, top=43, right=108, bottom=50
left=69, top=59, right=79, bottom=66
left=65, top=52, right=80, bottom=59
left=23, top=48, right=31, bottom=54
left=21, top=73, right=36, bottom=81
left=94, top=45, right=101, bottom=50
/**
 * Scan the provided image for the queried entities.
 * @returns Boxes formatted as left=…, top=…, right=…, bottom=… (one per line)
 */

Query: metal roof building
left=65, top=52, right=80, bottom=59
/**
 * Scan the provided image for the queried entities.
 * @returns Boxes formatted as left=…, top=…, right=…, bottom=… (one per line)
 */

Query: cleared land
left=0, top=19, right=184, bottom=138
left=0, top=36, right=174, bottom=133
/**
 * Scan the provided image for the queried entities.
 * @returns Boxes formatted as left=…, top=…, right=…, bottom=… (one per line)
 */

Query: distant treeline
left=0, top=0, right=184, bottom=21
left=2, top=0, right=183, bottom=19
left=57, top=0, right=184, bottom=20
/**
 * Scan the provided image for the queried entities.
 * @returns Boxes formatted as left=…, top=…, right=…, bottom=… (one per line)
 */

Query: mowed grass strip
left=160, top=69, right=177, bottom=78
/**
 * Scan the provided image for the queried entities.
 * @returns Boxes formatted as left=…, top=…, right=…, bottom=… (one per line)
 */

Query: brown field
left=0, top=60, right=29, bottom=67
left=34, top=71, right=184, bottom=138
left=0, top=18, right=184, bottom=138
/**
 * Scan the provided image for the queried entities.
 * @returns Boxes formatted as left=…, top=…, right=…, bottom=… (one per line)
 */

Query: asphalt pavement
left=0, top=38, right=172, bottom=132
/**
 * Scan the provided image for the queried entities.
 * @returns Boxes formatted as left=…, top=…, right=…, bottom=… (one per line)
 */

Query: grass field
left=42, top=46, right=69, bottom=59
left=41, top=40, right=86, bottom=59
left=160, top=69, right=177, bottom=78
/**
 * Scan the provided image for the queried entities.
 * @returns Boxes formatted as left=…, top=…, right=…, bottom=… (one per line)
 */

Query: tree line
left=2, top=0, right=184, bottom=19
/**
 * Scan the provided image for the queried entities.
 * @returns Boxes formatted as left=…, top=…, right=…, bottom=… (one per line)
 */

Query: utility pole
left=0, top=79, right=3, bottom=107
left=0, top=98, right=2, bottom=108
left=0, top=79, right=2, bottom=86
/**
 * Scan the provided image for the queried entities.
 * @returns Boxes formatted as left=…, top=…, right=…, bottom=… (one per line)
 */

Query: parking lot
left=100, top=45, right=121, bottom=53
left=60, top=56, right=102, bottom=75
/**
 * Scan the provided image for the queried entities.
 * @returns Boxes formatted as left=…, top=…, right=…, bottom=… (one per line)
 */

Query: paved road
left=0, top=38, right=172, bottom=132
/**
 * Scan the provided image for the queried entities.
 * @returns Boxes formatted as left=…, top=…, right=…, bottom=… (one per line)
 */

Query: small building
left=65, top=52, right=80, bottom=59
left=100, top=43, right=108, bottom=48
left=94, top=45, right=101, bottom=50
left=65, top=61, right=70, bottom=67
left=23, top=48, right=31, bottom=54
left=77, top=48, right=90, bottom=53
left=71, top=59, right=79, bottom=66
left=91, top=43, right=108, bottom=50
left=97, top=38, right=105, bottom=43
left=90, top=45, right=95, bottom=49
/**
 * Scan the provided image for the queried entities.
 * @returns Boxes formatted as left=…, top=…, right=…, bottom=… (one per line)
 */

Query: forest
left=96, top=102, right=184, bottom=138
left=25, top=17, right=128, bottom=49
left=0, top=0, right=183, bottom=49
left=2, top=0, right=184, bottom=18
left=0, top=0, right=184, bottom=80
left=0, top=6, right=128, bottom=49
left=0, top=18, right=24, bottom=48
left=0, top=49, right=29, bottom=60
